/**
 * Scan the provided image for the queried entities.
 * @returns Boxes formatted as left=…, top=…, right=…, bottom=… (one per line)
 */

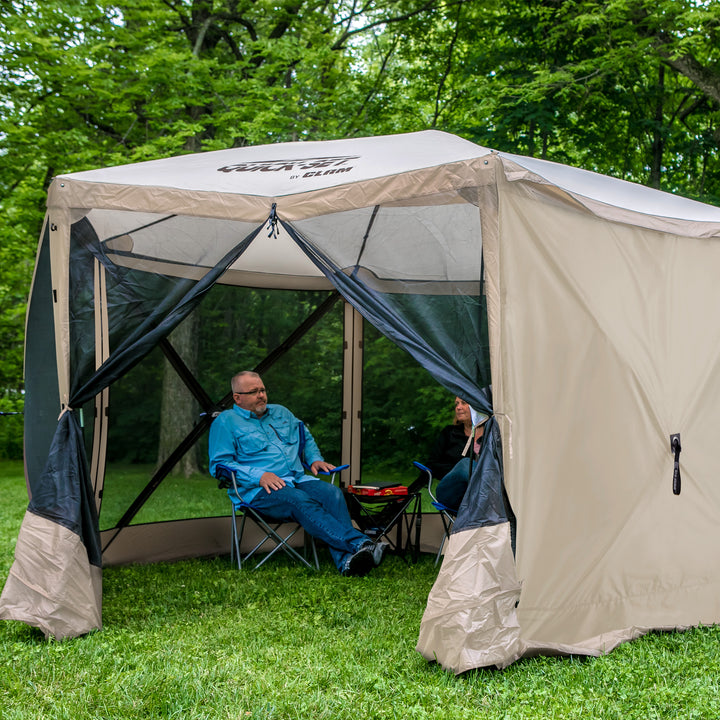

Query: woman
left=428, top=397, right=485, bottom=511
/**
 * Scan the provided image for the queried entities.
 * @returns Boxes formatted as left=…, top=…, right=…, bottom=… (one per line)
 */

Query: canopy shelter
left=3, top=130, right=720, bottom=674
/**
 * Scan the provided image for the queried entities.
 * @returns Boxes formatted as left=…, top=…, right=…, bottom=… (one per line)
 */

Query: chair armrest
left=318, top=463, right=349, bottom=485
left=412, top=460, right=435, bottom=500
left=214, top=464, right=249, bottom=505
left=431, top=499, right=457, bottom=516
left=214, top=464, right=235, bottom=489
left=318, top=463, right=350, bottom=475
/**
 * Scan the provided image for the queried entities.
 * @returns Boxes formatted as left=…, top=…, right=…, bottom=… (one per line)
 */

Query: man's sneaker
left=341, top=546, right=374, bottom=577
left=372, top=541, right=390, bottom=567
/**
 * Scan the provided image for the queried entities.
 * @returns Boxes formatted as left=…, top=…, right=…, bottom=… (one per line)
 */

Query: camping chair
left=413, top=461, right=457, bottom=565
left=212, top=413, right=349, bottom=569
left=214, top=464, right=321, bottom=570
left=214, top=462, right=348, bottom=570
left=343, top=481, right=422, bottom=562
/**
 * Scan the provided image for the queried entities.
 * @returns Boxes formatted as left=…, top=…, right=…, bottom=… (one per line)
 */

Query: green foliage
left=0, top=184, right=39, bottom=452
left=0, top=0, right=445, bottom=459
left=0, top=460, right=28, bottom=562
left=446, top=0, right=720, bottom=202
left=366, top=0, right=720, bottom=202
left=103, top=284, right=454, bottom=478
left=362, top=325, right=456, bottom=469
left=4, top=0, right=720, bottom=467
left=0, top=403, right=24, bottom=461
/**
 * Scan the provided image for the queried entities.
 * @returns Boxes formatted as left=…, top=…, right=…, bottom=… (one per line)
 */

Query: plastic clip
left=267, top=203, right=279, bottom=239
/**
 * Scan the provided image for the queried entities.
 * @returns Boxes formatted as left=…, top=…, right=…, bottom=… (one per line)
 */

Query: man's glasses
left=233, top=387, right=267, bottom=396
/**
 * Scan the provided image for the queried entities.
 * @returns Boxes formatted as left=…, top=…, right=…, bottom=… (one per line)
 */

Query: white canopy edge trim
left=500, top=156, right=720, bottom=237
left=46, top=158, right=498, bottom=223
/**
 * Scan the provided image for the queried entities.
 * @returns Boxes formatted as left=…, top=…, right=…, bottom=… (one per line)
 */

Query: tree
left=435, top=0, right=720, bottom=201
left=3, top=0, right=720, bottom=467
left=0, top=0, right=447, bottom=461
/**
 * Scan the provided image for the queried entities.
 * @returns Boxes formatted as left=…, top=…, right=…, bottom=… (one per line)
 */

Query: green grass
left=2, top=459, right=720, bottom=719
left=99, top=464, right=229, bottom=529
left=98, top=464, right=436, bottom=530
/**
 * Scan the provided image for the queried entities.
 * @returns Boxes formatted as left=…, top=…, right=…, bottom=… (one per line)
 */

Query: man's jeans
left=249, top=478, right=371, bottom=571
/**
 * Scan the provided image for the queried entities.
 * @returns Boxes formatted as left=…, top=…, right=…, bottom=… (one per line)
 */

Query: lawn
left=1, top=459, right=719, bottom=719
left=95, top=462, right=435, bottom=531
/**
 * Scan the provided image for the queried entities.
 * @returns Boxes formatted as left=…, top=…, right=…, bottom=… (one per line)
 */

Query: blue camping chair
left=212, top=417, right=349, bottom=571
left=214, top=464, right=318, bottom=570
left=214, top=462, right=349, bottom=570
left=413, top=461, right=457, bottom=565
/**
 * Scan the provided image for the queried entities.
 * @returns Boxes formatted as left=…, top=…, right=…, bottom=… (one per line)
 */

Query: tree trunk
left=156, top=311, right=201, bottom=477
left=649, top=64, right=665, bottom=190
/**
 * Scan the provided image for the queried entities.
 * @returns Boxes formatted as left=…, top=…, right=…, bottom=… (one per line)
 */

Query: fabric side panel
left=0, top=512, right=102, bottom=639
left=24, top=222, right=61, bottom=494
left=519, top=614, right=701, bottom=660
left=416, top=523, right=522, bottom=673
left=48, top=208, right=71, bottom=410
left=497, top=177, right=720, bottom=648
left=480, top=163, right=508, bottom=462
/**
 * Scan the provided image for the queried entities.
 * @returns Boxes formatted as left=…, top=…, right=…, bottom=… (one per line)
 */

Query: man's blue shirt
left=208, top=403, right=324, bottom=503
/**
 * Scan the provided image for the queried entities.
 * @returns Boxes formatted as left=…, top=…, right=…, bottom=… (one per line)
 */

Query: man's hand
left=310, top=460, right=335, bottom=476
left=259, top=472, right=286, bottom=493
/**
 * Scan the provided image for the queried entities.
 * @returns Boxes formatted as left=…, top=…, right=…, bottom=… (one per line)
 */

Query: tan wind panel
left=495, top=174, right=720, bottom=655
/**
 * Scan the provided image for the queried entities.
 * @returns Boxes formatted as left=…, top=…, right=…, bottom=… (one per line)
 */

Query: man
left=209, top=371, right=387, bottom=576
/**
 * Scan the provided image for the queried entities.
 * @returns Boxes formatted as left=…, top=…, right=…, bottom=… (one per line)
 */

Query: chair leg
left=304, top=531, right=320, bottom=570
left=435, top=511, right=454, bottom=566
left=434, top=533, right=447, bottom=565
left=230, top=508, right=244, bottom=570
left=223, top=467, right=320, bottom=571
left=253, top=523, right=304, bottom=569
left=243, top=512, right=319, bottom=571
left=347, top=495, right=419, bottom=561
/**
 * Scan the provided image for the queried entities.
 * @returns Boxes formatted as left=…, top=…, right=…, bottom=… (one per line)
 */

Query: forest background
left=1, top=0, right=720, bottom=481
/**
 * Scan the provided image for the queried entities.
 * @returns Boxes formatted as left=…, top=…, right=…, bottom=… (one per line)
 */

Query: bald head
left=231, top=371, right=268, bottom=416
left=231, top=371, right=261, bottom=394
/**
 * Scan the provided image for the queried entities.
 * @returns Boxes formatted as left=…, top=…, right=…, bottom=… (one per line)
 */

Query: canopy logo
left=218, top=155, right=360, bottom=179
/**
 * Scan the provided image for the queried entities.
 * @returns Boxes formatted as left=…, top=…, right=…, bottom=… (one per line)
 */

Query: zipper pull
left=670, top=433, right=682, bottom=495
